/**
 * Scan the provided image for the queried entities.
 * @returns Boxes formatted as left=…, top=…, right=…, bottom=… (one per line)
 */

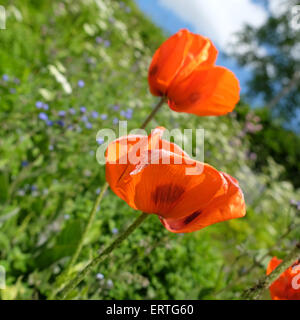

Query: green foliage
left=230, top=0, right=300, bottom=121
left=0, top=0, right=299, bottom=300
left=236, top=104, right=300, bottom=188
left=35, top=219, right=85, bottom=270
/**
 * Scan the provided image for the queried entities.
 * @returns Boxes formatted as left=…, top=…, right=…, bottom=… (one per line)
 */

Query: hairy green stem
left=243, top=243, right=300, bottom=300
left=140, top=97, right=166, bottom=129
left=58, top=212, right=149, bottom=299
left=67, top=183, right=109, bottom=274
left=49, top=183, right=109, bottom=299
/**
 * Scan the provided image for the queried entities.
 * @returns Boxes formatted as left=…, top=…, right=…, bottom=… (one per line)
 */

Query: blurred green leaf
left=35, top=220, right=84, bottom=269
left=0, top=171, right=9, bottom=204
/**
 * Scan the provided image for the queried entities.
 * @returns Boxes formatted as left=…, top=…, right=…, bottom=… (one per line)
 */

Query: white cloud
left=158, top=0, right=268, bottom=50
left=269, top=0, right=288, bottom=17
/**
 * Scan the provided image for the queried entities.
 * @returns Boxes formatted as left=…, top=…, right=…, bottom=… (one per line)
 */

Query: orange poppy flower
left=105, top=127, right=246, bottom=233
left=267, top=257, right=300, bottom=300
left=148, top=29, right=240, bottom=116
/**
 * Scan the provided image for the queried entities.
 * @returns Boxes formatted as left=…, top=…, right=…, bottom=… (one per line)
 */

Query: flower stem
left=58, top=212, right=149, bottom=299
left=49, top=183, right=109, bottom=299
left=140, top=97, right=166, bottom=129
left=243, top=243, right=300, bottom=300
left=66, top=183, right=109, bottom=274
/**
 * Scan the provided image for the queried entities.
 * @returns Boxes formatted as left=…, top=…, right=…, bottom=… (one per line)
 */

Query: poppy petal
left=148, top=29, right=218, bottom=97
left=267, top=257, right=300, bottom=300
left=105, top=127, right=169, bottom=208
left=127, top=151, right=226, bottom=220
left=168, top=66, right=240, bottom=116
left=105, top=134, right=148, bottom=209
left=170, top=32, right=218, bottom=85
left=161, top=172, right=245, bottom=233
left=267, top=257, right=282, bottom=275
left=148, top=29, right=190, bottom=96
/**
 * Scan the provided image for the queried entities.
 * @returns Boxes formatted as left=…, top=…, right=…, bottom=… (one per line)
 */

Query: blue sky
left=134, top=0, right=272, bottom=95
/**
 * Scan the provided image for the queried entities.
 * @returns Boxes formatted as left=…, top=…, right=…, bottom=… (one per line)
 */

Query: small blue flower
left=21, top=161, right=29, bottom=167
left=113, top=105, right=120, bottom=111
left=112, top=228, right=119, bottom=235
left=91, top=111, right=98, bottom=119
left=97, top=137, right=104, bottom=145
left=96, top=188, right=101, bottom=195
left=80, top=106, right=86, bottom=113
left=125, top=108, right=133, bottom=119
left=101, top=114, right=108, bottom=120
left=39, top=112, right=48, bottom=121
left=96, top=36, right=103, bottom=44
left=49, top=145, right=54, bottom=151
left=46, top=120, right=54, bottom=126
left=113, top=117, right=119, bottom=125
left=2, top=74, right=9, bottom=81
left=120, top=110, right=126, bottom=117
left=104, top=40, right=111, bottom=47
left=43, top=104, right=49, bottom=110
left=85, top=122, right=92, bottom=129
left=69, top=108, right=76, bottom=115
left=58, top=110, right=66, bottom=117
left=96, top=273, right=104, bottom=280
left=78, top=80, right=85, bottom=88
left=81, top=115, right=88, bottom=122
left=31, top=185, right=37, bottom=191
left=56, top=120, right=65, bottom=127
left=36, top=101, right=43, bottom=109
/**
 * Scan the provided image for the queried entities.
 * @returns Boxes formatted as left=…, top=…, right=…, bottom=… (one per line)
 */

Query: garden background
left=0, top=0, right=299, bottom=300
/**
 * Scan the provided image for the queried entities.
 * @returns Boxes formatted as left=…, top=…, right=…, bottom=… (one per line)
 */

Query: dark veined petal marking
left=152, top=184, right=185, bottom=205
left=149, top=65, right=158, bottom=76
left=189, top=92, right=201, bottom=104
left=183, top=210, right=202, bottom=225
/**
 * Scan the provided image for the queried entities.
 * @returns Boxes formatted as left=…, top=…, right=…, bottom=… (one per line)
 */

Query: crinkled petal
left=161, top=172, right=245, bottom=233
left=148, top=29, right=218, bottom=96
left=168, top=66, right=240, bottom=116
